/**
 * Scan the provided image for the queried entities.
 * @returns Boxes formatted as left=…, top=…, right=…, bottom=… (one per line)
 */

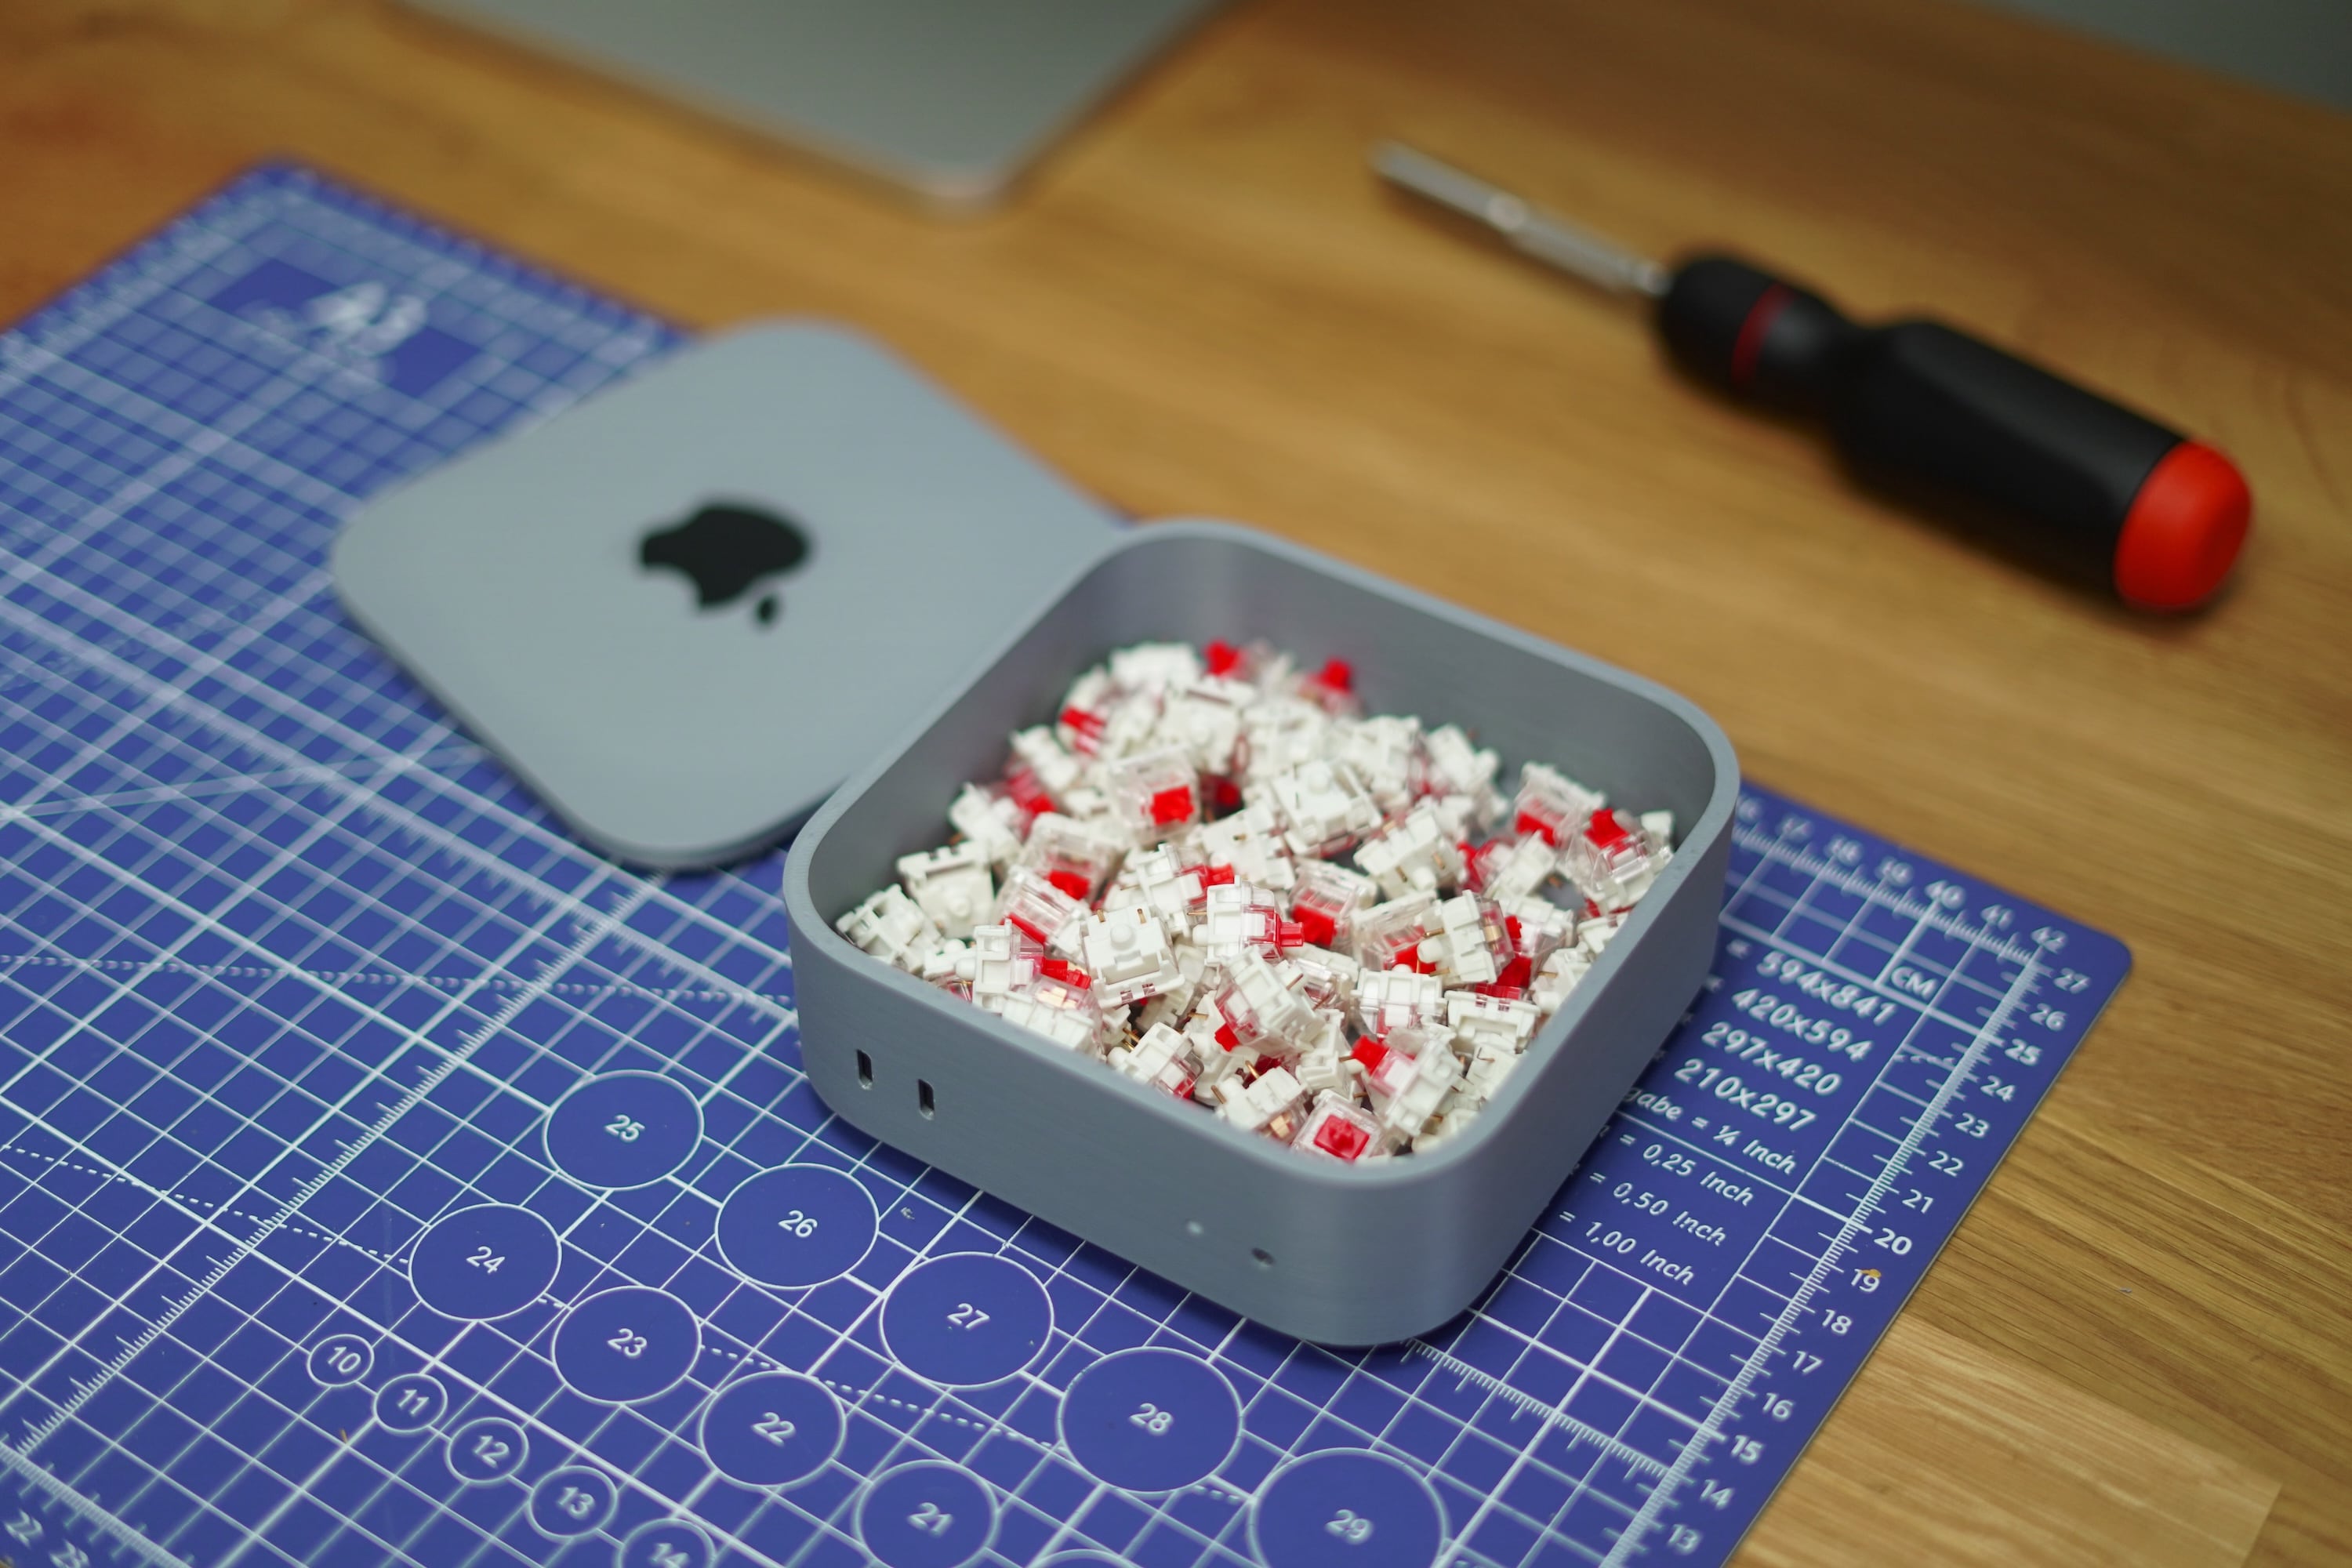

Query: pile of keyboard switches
left=837, top=641, right=1673, bottom=1162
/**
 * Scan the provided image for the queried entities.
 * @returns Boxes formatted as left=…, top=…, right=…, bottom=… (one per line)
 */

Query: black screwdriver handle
left=1656, top=255, right=2249, bottom=611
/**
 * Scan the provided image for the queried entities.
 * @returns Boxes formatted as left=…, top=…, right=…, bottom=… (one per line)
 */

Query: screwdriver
left=1372, top=143, right=2251, bottom=612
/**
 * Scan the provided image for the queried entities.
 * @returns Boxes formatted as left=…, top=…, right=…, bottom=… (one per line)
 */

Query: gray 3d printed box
left=783, top=521, right=1737, bottom=1345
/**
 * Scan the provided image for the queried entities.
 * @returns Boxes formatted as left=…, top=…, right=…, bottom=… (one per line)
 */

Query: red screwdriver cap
left=2112, top=441, right=2251, bottom=612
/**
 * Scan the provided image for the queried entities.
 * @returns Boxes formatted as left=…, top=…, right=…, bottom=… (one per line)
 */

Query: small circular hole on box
left=1251, top=1247, right=1273, bottom=1269
left=1185, top=1219, right=1204, bottom=1238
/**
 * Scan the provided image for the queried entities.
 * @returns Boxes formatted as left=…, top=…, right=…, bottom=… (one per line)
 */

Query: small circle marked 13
left=528, top=1465, right=617, bottom=1537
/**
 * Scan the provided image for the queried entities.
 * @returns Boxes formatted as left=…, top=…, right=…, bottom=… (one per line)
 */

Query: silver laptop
left=408, top=0, right=1226, bottom=211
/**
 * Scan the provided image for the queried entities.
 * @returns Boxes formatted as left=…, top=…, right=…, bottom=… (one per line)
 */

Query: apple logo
left=637, top=501, right=811, bottom=627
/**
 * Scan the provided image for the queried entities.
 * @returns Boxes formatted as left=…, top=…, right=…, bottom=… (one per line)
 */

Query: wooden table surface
left=4, top=0, right=2348, bottom=1563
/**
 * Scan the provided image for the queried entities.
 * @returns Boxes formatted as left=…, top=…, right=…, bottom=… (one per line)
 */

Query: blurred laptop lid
left=411, top=0, right=1226, bottom=211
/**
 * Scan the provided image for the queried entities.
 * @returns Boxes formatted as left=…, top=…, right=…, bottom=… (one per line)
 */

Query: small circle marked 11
left=528, top=1465, right=618, bottom=1537
left=857, top=1463, right=996, bottom=1568
left=543, top=1070, right=703, bottom=1189
left=1059, top=1347, right=1241, bottom=1493
left=373, top=1373, right=447, bottom=1434
left=1250, top=1449, right=1445, bottom=1568
left=715, top=1164, right=877, bottom=1289
left=879, top=1253, right=1051, bottom=1388
left=409, top=1203, right=561, bottom=1321
left=699, top=1370, right=844, bottom=1489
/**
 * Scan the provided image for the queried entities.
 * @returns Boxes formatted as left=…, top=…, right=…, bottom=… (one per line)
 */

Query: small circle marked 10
left=619, top=1518, right=716, bottom=1568
left=528, top=1465, right=618, bottom=1537
left=543, top=1070, right=703, bottom=1189
left=373, top=1373, right=448, bottom=1433
left=445, top=1416, right=527, bottom=1484
left=715, top=1164, right=877, bottom=1289
left=1059, top=1347, right=1241, bottom=1493
left=409, top=1203, right=561, bottom=1321
left=551, top=1286, right=700, bottom=1403
left=858, top=1463, right=996, bottom=1568
left=306, top=1333, right=372, bottom=1386
left=699, top=1370, right=844, bottom=1489
left=880, top=1253, right=1052, bottom=1388
left=1250, top=1449, right=1446, bottom=1568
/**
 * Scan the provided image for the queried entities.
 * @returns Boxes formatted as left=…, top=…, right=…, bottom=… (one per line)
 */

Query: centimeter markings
left=0, top=1427, right=200, bottom=1568
left=1407, top=1341, right=1669, bottom=1480
left=1730, top=815, right=2055, bottom=968
left=1592, top=802, right=2085, bottom=1563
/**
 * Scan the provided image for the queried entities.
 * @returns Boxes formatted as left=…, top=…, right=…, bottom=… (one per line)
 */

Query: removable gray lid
left=332, top=321, right=1117, bottom=868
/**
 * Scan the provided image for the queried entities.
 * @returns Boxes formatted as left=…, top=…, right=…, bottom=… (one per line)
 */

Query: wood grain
left=2, top=0, right=2347, bottom=1561
left=1744, top=1315, right=2279, bottom=1567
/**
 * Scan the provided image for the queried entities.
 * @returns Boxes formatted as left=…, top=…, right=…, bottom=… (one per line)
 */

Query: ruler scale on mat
left=0, top=166, right=2130, bottom=1568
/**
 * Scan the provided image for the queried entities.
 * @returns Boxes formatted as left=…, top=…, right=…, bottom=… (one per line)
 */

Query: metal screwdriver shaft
left=1371, top=142, right=1668, bottom=299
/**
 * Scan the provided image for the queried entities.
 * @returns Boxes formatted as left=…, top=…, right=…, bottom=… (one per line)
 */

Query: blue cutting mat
left=0, top=165, right=2130, bottom=1568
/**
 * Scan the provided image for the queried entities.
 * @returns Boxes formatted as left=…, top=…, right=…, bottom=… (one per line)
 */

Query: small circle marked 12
left=543, top=1070, right=703, bottom=1189
left=445, top=1416, right=527, bottom=1485
left=857, top=1463, right=996, bottom=1568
